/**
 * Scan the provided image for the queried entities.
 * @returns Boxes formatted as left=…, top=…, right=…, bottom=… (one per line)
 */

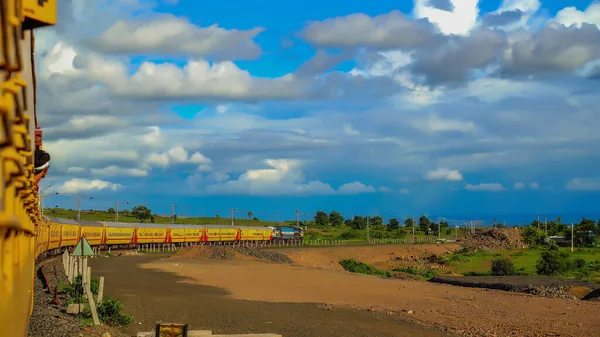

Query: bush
left=392, top=267, right=437, bottom=279
left=97, top=297, right=133, bottom=327
left=574, top=258, right=587, bottom=269
left=339, top=259, right=389, bottom=278
left=491, top=257, right=517, bottom=276
left=339, top=230, right=362, bottom=240
left=535, top=248, right=573, bottom=276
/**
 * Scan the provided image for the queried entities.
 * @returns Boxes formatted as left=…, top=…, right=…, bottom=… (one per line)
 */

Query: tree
left=388, top=218, right=400, bottom=230
left=419, top=215, right=431, bottom=233
left=371, top=216, right=383, bottom=226
left=247, top=211, right=253, bottom=220
left=404, top=218, right=415, bottom=228
left=491, top=258, right=517, bottom=276
left=351, top=216, right=367, bottom=230
left=535, top=243, right=573, bottom=276
left=329, top=211, right=344, bottom=227
left=131, top=205, right=152, bottom=223
left=173, top=214, right=178, bottom=222
left=522, top=226, right=545, bottom=246
left=314, top=211, right=329, bottom=227
left=108, top=207, right=115, bottom=214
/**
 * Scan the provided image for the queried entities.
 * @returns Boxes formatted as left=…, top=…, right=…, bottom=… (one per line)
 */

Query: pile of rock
left=234, top=247, right=293, bottom=264
left=457, top=228, right=524, bottom=251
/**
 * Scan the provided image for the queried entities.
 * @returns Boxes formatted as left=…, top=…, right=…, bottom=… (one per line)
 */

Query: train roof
left=168, top=224, right=203, bottom=229
left=45, top=216, right=80, bottom=225
left=78, top=220, right=105, bottom=227
left=100, top=221, right=136, bottom=228
left=237, top=226, right=273, bottom=230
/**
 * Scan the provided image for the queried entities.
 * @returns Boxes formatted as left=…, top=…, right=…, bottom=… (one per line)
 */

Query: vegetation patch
left=392, top=267, right=437, bottom=280
left=339, top=259, right=391, bottom=278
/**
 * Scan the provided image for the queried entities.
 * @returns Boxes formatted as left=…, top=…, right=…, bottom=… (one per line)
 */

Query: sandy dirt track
left=277, top=244, right=461, bottom=271
left=90, top=254, right=450, bottom=337
left=141, top=245, right=600, bottom=337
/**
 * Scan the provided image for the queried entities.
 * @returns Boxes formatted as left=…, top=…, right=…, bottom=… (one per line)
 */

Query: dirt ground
left=276, top=244, right=461, bottom=271
left=89, top=254, right=451, bottom=337
left=139, top=244, right=600, bottom=337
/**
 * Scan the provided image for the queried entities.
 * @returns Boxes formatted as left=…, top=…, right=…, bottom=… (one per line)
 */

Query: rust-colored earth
left=139, top=244, right=600, bottom=337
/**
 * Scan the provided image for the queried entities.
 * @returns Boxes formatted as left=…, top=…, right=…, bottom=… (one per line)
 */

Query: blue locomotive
left=271, top=225, right=304, bottom=243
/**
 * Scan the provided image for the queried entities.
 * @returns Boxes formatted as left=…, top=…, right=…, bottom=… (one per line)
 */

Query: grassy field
left=43, top=208, right=282, bottom=226
left=446, top=247, right=600, bottom=279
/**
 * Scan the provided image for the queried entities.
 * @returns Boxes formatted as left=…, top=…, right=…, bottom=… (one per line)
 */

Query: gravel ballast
left=430, top=275, right=599, bottom=299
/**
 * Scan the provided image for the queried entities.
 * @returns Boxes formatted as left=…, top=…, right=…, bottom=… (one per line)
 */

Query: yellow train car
left=134, top=224, right=168, bottom=244
left=78, top=221, right=104, bottom=246
left=167, top=224, right=188, bottom=243
left=102, top=222, right=135, bottom=245
left=184, top=225, right=203, bottom=243
left=35, top=220, right=49, bottom=257
left=204, top=225, right=240, bottom=242
left=47, top=222, right=61, bottom=250
left=239, top=226, right=273, bottom=241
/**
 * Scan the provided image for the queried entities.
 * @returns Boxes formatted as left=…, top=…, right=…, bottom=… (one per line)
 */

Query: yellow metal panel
left=184, top=228, right=202, bottom=242
left=80, top=226, right=103, bottom=245
left=22, top=0, right=57, bottom=27
left=220, top=228, right=238, bottom=241
left=60, top=224, right=78, bottom=247
left=152, top=228, right=167, bottom=243
left=136, top=228, right=154, bottom=244
left=170, top=228, right=186, bottom=243
left=105, top=227, right=134, bottom=245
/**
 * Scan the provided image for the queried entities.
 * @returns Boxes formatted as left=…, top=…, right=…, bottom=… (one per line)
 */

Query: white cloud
left=91, top=166, right=148, bottom=177
left=198, top=159, right=378, bottom=196
left=338, top=182, right=377, bottom=194
left=425, top=168, right=463, bottom=181
left=379, top=186, right=393, bottom=193
left=528, top=182, right=539, bottom=189
left=55, top=178, right=121, bottom=194
left=565, top=178, right=600, bottom=191
left=465, top=183, right=507, bottom=192
left=555, top=2, right=600, bottom=29
left=413, top=0, right=480, bottom=35
left=399, top=188, right=411, bottom=194
left=92, top=14, right=264, bottom=60
left=412, top=114, right=476, bottom=133
left=514, top=182, right=525, bottom=190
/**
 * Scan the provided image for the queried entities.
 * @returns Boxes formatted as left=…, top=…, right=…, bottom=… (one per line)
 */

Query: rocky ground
left=171, top=245, right=293, bottom=264
left=28, top=257, right=129, bottom=337
left=430, top=275, right=599, bottom=299
left=456, top=228, right=525, bottom=251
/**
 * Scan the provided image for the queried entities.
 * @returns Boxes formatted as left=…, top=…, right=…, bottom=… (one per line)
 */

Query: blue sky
left=36, top=0, right=600, bottom=224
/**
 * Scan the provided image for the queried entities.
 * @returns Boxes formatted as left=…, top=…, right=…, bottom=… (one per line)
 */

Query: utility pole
left=230, top=208, right=235, bottom=226
left=412, top=226, right=415, bottom=243
left=295, top=209, right=300, bottom=226
left=544, top=216, right=548, bottom=235
left=171, top=204, right=176, bottom=224
left=455, top=225, right=458, bottom=240
left=116, top=201, right=119, bottom=222
left=438, top=219, right=441, bottom=239
left=493, top=217, right=497, bottom=228
left=571, top=223, right=574, bottom=252
left=537, top=213, right=540, bottom=229
left=366, top=216, right=370, bottom=243
left=77, top=194, right=81, bottom=220
left=216, top=210, right=219, bottom=225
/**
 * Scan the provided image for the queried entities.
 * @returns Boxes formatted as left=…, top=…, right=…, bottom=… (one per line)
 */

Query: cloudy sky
left=38, top=0, right=600, bottom=223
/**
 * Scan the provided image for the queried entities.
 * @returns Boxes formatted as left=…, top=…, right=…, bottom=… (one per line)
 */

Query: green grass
left=43, top=208, right=281, bottom=226
left=446, top=247, right=600, bottom=279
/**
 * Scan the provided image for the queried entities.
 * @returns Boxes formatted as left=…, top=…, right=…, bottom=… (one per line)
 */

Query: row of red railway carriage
left=36, top=216, right=284, bottom=256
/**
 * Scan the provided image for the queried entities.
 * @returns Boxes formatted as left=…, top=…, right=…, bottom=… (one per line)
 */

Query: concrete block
left=66, top=303, right=85, bottom=314
left=136, top=330, right=212, bottom=337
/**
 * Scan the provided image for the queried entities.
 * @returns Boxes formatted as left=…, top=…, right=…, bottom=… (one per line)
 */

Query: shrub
left=339, top=259, right=389, bottom=278
left=97, top=297, right=133, bottom=327
left=535, top=248, right=573, bottom=276
left=491, top=257, right=517, bottom=276
left=574, top=258, right=587, bottom=269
